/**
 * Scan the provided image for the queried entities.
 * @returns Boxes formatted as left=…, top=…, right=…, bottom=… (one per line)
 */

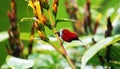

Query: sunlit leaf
left=28, top=0, right=42, bottom=22
left=1, top=63, right=10, bottom=69
left=20, top=32, right=30, bottom=40
left=56, top=18, right=76, bottom=23
left=21, top=17, right=36, bottom=22
left=81, top=35, right=120, bottom=69
left=6, top=55, right=34, bottom=69
left=0, top=32, right=35, bottom=42
left=0, top=31, right=9, bottom=42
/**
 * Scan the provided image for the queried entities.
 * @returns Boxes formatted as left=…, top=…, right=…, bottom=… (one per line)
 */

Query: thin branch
left=47, top=8, right=76, bottom=69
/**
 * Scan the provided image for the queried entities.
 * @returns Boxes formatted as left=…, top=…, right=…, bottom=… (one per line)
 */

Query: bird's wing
left=62, top=33, right=72, bottom=42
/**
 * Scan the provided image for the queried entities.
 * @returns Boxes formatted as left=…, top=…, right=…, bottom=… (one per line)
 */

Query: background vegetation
left=0, top=0, right=120, bottom=69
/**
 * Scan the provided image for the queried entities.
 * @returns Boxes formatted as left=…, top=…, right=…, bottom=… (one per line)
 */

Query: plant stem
left=28, top=23, right=35, bottom=54
left=47, top=9, right=76, bottom=69
left=64, top=55, right=76, bottom=69
left=47, top=9, right=67, bottom=55
left=8, top=0, right=23, bottom=57
left=105, top=17, right=113, bottom=68
left=48, top=41, right=66, bottom=55
left=48, top=9, right=54, bottom=27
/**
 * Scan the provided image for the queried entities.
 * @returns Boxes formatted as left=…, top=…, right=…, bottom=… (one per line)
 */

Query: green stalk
left=47, top=9, right=76, bottom=69
left=64, top=55, right=76, bottom=69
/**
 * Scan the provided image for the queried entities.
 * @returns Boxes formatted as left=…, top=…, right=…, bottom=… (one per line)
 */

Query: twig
left=28, top=23, right=35, bottom=54
left=93, top=14, right=102, bottom=35
left=105, top=17, right=113, bottom=68
left=64, top=55, right=76, bottom=69
left=47, top=9, right=67, bottom=55
left=84, top=0, right=92, bottom=34
left=47, top=8, right=76, bottom=69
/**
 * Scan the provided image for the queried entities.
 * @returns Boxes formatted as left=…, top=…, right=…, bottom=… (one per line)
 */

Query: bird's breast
left=61, top=32, right=78, bottom=42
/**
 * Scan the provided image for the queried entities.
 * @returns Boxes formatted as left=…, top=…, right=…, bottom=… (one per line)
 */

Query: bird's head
left=56, top=29, right=71, bottom=37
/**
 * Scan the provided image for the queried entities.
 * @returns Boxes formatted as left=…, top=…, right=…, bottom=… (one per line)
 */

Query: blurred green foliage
left=0, top=0, right=120, bottom=68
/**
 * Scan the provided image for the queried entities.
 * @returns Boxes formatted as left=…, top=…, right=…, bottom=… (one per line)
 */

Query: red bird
left=57, top=29, right=82, bottom=42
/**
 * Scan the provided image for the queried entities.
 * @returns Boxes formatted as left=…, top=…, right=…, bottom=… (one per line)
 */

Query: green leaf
left=55, top=18, right=76, bottom=27
left=20, top=17, right=36, bottom=22
left=20, top=32, right=30, bottom=40
left=1, top=63, right=10, bottom=69
left=6, top=55, right=34, bottom=69
left=81, top=35, right=120, bottom=69
left=20, top=32, right=39, bottom=40
left=0, top=31, right=9, bottom=42
left=0, top=32, right=34, bottom=42
left=56, top=18, right=76, bottom=23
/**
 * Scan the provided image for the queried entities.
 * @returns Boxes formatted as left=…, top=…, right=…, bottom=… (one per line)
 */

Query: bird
left=56, top=29, right=82, bottom=43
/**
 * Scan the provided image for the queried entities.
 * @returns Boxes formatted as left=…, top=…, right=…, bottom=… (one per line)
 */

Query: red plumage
left=60, top=29, right=79, bottom=42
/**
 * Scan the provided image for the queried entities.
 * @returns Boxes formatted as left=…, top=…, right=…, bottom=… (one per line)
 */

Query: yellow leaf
left=28, top=0, right=42, bottom=22
left=28, top=0, right=34, bottom=9
left=96, top=13, right=102, bottom=21
left=38, top=30, right=46, bottom=39
left=34, top=1, right=42, bottom=20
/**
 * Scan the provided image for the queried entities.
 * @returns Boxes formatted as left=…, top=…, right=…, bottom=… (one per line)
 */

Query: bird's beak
left=55, top=32, right=60, bottom=36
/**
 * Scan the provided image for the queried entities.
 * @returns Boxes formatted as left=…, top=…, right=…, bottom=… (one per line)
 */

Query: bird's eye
left=56, top=32, right=60, bottom=36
